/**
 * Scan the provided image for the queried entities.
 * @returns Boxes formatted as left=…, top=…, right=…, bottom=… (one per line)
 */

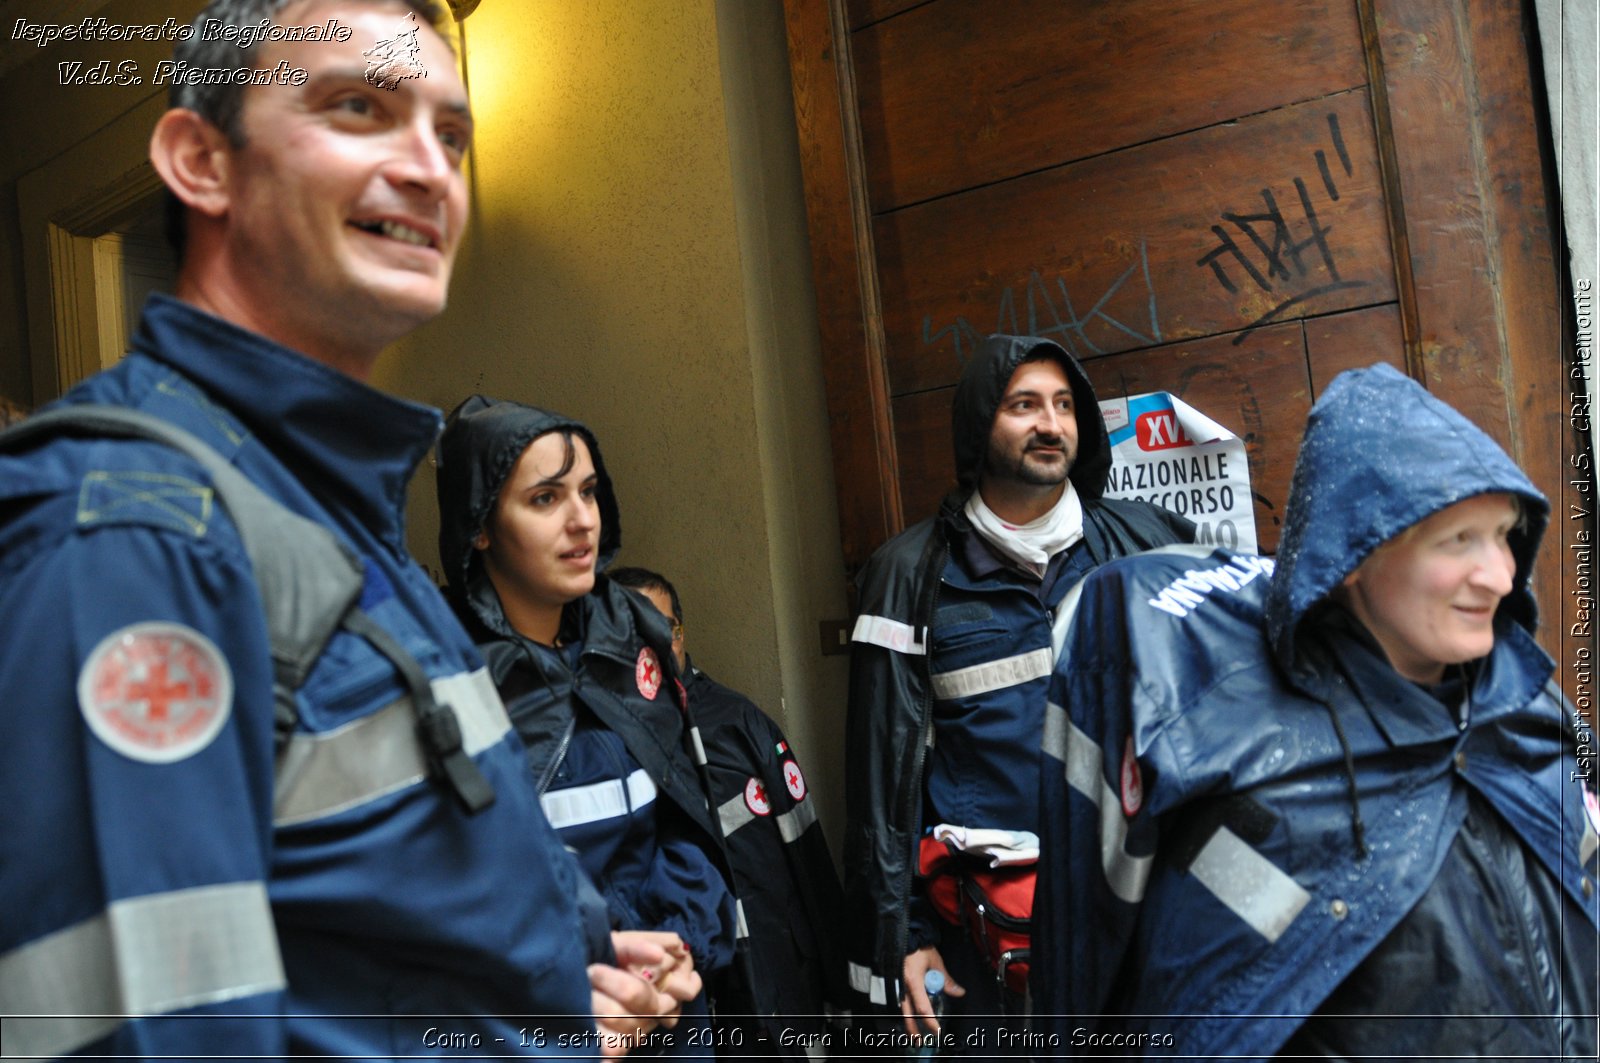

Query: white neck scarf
left=964, top=481, right=1084, bottom=578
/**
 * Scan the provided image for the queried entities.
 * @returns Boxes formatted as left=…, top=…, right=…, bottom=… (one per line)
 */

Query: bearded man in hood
left=842, top=334, right=1193, bottom=1042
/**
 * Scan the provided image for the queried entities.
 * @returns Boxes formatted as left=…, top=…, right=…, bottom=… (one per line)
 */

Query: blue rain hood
left=1263, top=363, right=1548, bottom=671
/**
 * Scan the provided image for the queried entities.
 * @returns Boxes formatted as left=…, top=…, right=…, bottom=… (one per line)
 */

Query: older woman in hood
left=1031, top=364, right=1597, bottom=1060
left=437, top=396, right=737, bottom=1056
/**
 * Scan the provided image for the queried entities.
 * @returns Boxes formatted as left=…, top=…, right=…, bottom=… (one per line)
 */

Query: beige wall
left=377, top=0, right=852, bottom=843
left=0, top=0, right=850, bottom=844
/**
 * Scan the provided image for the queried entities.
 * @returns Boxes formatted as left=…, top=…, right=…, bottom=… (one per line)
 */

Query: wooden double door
left=784, top=0, right=1587, bottom=692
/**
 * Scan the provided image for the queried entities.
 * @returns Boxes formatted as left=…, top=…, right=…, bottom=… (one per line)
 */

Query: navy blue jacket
left=1033, top=364, right=1599, bottom=1059
left=0, top=296, right=594, bottom=1057
left=684, top=661, right=848, bottom=1044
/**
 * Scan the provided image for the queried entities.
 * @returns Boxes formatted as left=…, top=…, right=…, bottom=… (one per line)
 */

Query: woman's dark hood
left=950, top=334, right=1113, bottom=500
left=435, top=395, right=622, bottom=637
left=1263, top=363, right=1548, bottom=671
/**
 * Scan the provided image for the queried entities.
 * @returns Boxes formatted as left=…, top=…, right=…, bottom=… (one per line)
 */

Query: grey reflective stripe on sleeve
left=847, top=961, right=888, bottom=1006
left=542, top=769, right=657, bottom=831
left=0, top=881, right=283, bottom=1058
left=719, top=791, right=818, bottom=843
left=851, top=614, right=926, bottom=654
left=719, top=792, right=755, bottom=837
left=777, top=797, right=818, bottom=843
left=930, top=647, right=1052, bottom=700
left=735, top=899, right=750, bottom=940
left=1190, top=826, right=1310, bottom=942
left=690, top=725, right=708, bottom=767
left=1042, top=702, right=1152, bottom=904
left=274, top=667, right=510, bottom=826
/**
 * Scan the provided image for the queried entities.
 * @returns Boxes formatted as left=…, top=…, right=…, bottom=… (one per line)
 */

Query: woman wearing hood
left=1031, top=364, right=1597, bottom=1059
left=436, top=396, right=737, bottom=1056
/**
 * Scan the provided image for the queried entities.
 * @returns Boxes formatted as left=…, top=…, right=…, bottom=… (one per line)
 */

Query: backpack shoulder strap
left=0, top=404, right=364, bottom=746
left=2, top=404, right=495, bottom=813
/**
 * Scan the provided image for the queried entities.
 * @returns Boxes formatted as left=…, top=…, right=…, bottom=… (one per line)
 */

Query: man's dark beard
left=986, top=435, right=1073, bottom=487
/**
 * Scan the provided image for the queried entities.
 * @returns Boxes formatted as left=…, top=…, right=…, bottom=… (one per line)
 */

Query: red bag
left=916, top=836, right=1033, bottom=995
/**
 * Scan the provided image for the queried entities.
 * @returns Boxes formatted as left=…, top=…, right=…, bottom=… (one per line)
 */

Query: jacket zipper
left=537, top=715, right=577, bottom=796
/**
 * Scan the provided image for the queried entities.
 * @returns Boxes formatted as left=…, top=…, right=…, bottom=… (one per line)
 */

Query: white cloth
left=930, top=824, right=1040, bottom=868
left=964, top=481, right=1084, bottom=578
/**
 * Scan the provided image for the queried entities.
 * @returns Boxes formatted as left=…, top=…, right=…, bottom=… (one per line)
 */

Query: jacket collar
left=132, top=293, right=442, bottom=548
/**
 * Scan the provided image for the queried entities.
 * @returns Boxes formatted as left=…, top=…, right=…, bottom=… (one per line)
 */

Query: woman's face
left=1340, top=493, right=1519, bottom=684
left=479, top=432, right=600, bottom=615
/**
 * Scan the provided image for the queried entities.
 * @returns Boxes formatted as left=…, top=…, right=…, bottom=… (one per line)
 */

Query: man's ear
left=148, top=109, right=234, bottom=220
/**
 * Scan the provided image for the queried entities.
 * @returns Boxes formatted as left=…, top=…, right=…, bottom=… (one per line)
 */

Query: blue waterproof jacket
left=1033, top=364, right=1599, bottom=1059
left=0, top=296, right=595, bottom=1057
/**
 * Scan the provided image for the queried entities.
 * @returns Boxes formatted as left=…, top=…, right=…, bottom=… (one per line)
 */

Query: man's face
left=983, top=358, right=1079, bottom=489
left=219, top=1, right=471, bottom=357
left=1340, top=493, right=1519, bottom=684
left=636, top=586, right=686, bottom=672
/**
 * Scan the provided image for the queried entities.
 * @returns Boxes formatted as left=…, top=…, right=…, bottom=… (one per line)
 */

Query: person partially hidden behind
left=611, top=566, right=849, bottom=1054
left=1033, top=363, right=1598, bottom=1060
left=843, top=333, right=1192, bottom=1044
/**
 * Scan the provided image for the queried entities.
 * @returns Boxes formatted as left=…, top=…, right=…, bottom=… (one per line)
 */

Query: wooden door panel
left=888, top=388, right=956, bottom=523
left=848, top=0, right=926, bottom=29
left=876, top=92, right=1394, bottom=397
left=1304, top=303, right=1406, bottom=394
left=854, top=0, right=1367, bottom=212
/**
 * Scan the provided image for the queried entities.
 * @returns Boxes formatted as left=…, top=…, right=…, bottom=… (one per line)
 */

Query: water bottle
left=910, top=968, right=946, bottom=1058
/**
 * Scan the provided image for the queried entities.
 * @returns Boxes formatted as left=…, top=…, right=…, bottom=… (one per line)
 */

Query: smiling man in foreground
left=0, top=1, right=672, bottom=1056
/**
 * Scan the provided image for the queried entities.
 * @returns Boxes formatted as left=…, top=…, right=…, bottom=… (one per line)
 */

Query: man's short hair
left=609, top=566, right=683, bottom=625
left=162, top=0, right=448, bottom=253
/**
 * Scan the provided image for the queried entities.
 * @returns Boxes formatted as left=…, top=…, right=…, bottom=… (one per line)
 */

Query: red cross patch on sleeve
left=77, top=622, right=233, bottom=764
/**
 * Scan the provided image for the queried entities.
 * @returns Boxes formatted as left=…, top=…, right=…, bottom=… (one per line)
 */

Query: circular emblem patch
left=635, top=647, right=662, bottom=700
left=744, top=776, right=772, bottom=816
left=77, top=622, right=232, bottom=764
left=1120, top=734, right=1143, bottom=817
left=783, top=759, right=807, bottom=801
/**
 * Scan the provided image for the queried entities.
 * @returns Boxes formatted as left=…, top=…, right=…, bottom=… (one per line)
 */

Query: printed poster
left=1097, top=392, right=1258, bottom=554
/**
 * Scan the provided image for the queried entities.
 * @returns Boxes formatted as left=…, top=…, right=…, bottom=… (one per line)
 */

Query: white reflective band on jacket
left=1190, top=826, right=1310, bottom=942
left=847, top=960, right=889, bottom=1005
left=718, top=791, right=818, bottom=843
left=930, top=647, right=1052, bottom=700
left=274, top=668, right=509, bottom=826
left=0, top=881, right=283, bottom=1058
left=1041, top=702, right=1152, bottom=904
left=850, top=615, right=926, bottom=655
left=541, top=768, right=657, bottom=831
